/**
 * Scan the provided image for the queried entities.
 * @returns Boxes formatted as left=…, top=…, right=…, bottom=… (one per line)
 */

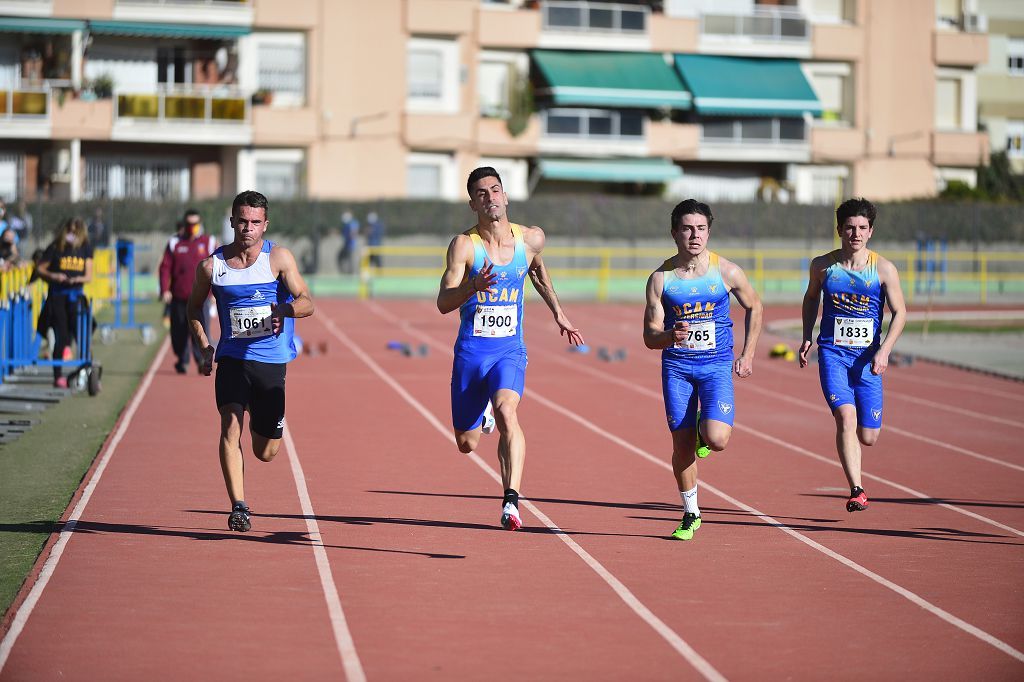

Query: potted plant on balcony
left=92, top=74, right=114, bottom=99
left=251, top=88, right=273, bottom=106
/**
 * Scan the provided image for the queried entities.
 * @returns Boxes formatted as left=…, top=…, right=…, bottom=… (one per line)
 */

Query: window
left=0, top=153, right=24, bottom=201
left=257, top=161, right=303, bottom=199
left=84, top=157, right=189, bottom=200
left=701, top=118, right=807, bottom=143
left=157, top=47, right=189, bottom=86
left=542, top=1, right=648, bottom=34
left=935, top=77, right=961, bottom=129
left=407, top=38, right=459, bottom=114
left=1007, top=121, right=1024, bottom=159
left=258, top=38, right=305, bottom=98
left=543, top=108, right=644, bottom=140
left=407, top=153, right=456, bottom=199
left=806, top=64, right=853, bottom=124
left=807, top=0, right=854, bottom=24
left=478, top=52, right=523, bottom=118
left=935, top=0, right=962, bottom=28
left=1009, top=38, right=1024, bottom=76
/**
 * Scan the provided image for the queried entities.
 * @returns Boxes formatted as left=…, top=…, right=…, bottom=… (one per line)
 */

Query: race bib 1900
left=674, top=320, right=716, bottom=351
left=473, top=305, right=517, bottom=337
left=833, top=316, right=873, bottom=347
left=229, top=305, right=272, bottom=339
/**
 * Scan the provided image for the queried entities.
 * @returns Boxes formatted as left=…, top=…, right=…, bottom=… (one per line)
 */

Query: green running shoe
left=671, top=512, right=702, bottom=541
left=695, top=410, right=711, bottom=459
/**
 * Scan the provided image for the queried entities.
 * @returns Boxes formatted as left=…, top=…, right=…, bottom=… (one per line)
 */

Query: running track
left=2, top=300, right=1022, bottom=680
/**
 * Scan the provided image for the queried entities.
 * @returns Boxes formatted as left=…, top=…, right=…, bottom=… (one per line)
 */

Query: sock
left=851, top=486, right=864, bottom=497
left=503, top=488, right=519, bottom=509
left=232, top=500, right=247, bottom=511
left=680, top=486, right=700, bottom=516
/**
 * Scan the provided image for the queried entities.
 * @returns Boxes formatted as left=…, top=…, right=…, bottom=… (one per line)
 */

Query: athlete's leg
left=832, top=403, right=862, bottom=489
left=219, top=403, right=246, bottom=504
left=248, top=361, right=286, bottom=462
left=451, top=353, right=488, bottom=453
left=671, top=427, right=698, bottom=491
left=694, top=360, right=736, bottom=452
left=492, top=388, right=525, bottom=491
left=851, top=353, right=884, bottom=447
left=819, top=347, right=860, bottom=487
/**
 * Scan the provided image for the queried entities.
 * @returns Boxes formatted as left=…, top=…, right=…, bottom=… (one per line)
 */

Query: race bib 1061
left=833, top=316, right=873, bottom=347
left=674, top=320, right=716, bottom=351
left=473, top=305, right=517, bottom=338
left=229, top=305, right=272, bottom=339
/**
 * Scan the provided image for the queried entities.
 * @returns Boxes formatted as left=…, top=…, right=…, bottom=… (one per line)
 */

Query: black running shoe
left=228, top=504, right=251, bottom=532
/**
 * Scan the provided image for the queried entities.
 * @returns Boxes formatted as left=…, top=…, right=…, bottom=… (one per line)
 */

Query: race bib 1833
left=229, top=305, right=272, bottom=339
left=674, top=320, right=716, bottom=351
left=833, top=316, right=873, bottom=347
left=473, top=305, right=517, bottom=338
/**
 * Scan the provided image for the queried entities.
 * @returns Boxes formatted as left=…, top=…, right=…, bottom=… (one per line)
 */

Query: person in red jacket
left=159, top=208, right=216, bottom=374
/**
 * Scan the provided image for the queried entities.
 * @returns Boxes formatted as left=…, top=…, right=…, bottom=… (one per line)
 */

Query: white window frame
left=84, top=156, right=189, bottom=200
left=406, top=152, right=458, bottom=200
left=935, top=67, right=976, bottom=132
left=803, top=61, right=852, bottom=126
left=542, top=107, right=646, bottom=141
left=406, top=37, right=460, bottom=115
left=477, top=156, right=529, bottom=200
left=1007, top=120, right=1024, bottom=159
left=542, top=1, right=650, bottom=35
left=478, top=50, right=528, bottom=118
left=238, top=32, right=306, bottom=107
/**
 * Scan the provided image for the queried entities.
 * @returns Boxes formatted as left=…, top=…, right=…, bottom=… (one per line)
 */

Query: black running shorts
left=215, top=357, right=287, bottom=439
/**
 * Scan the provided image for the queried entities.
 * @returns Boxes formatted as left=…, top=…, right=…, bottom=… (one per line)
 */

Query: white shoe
left=500, top=502, right=522, bottom=531
left=482, top=401, right=496, bottom=435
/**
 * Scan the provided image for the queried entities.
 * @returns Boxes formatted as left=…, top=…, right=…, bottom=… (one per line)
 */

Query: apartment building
left=0, top=0, right=990, bottom=205
left=976, top=0, right=1024, bottom=174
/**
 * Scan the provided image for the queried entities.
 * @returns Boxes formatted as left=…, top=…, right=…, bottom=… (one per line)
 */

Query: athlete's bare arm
left=270, top=246, right=314, bottom=334
left=720, top=257, right=763, bottom=378
left=799, top=255, right=829, bottom=368
left=872, top=257, right=907, bottom=375
left=522, top=225, right=583, bottom=345
left=187, top=257, right=216, bottom=376
left=643, top=269, right=688, bottom=350
left=437, top=234, right=495, bottom=315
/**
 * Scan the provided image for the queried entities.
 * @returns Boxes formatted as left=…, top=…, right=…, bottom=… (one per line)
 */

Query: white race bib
left=674, top=321, right=716, bottom=351
left=833, top=316, right=873, bottom=347
left=229, top=305, right=272, bottom=339
left=473, top=305, right=517, bottom=338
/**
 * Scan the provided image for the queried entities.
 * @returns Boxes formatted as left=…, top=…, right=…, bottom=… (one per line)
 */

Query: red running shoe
left=846, top=488, right=869, bottom=512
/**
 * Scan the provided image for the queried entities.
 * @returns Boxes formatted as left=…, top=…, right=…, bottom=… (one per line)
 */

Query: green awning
left=539, top=158, right=682, bottom=183
left=532, top=50, right=691, bottom=109
left=0, top=17, right=86, bottom=34
left=674, top=54, right=821, bottom=117
left=88, top=20, right=250, bottom=40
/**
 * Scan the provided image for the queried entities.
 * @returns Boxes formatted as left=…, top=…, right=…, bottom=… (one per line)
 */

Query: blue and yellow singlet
left=456, top=224, right=529, bottom=353
left=818, top=250, right=885, bottom=353
left=662, top=252, right=733, bottom=362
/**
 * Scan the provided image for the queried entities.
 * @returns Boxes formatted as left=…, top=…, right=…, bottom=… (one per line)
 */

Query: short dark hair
left=466, top=167, right=503, bottom=197
left=836, top=197, right=876, bottom=228
left=184, top=207, right=201, bottom=222
left=670, top=199, right=713, bottom=231
left=232, top=190, right=269, bottom=219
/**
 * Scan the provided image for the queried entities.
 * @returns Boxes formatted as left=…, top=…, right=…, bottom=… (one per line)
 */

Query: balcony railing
left=701, top=8, right=809, bottom=42
left=543, top=108, right=645, bottom=141
left=115, top=0, right=249, bottom=6
left=115, top=88, right=248, bottom=124
left=542, top=0, right=648, bottom=34
left=0, top=88, right=49, bottom=119
left=701, top=118, right=807, bottom=145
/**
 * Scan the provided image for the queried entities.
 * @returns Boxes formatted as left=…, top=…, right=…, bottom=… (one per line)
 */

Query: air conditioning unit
left=961, top=12, right=987, bottom=33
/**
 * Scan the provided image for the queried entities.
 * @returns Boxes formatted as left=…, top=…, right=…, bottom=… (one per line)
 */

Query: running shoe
left=846, top=488, right=869, bottom=512
left=500, top=502, right=522, bottom=531
left=482, top=401, right=496, bottom=435
left=228, top=504, right=252, bottom=532
left=53, top=376, right=68, bottom=389
left=695, top=410, right=711, bottom=459
left=671, top=512, right=702, bottom=541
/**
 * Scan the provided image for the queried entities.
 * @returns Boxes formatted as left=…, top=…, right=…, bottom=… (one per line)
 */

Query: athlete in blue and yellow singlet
left=800, top=198, right=907, bottom=513
left=438, top=167, right=583, bottom=531
left=188, top=191, right=315, bottom=533
left=644, top=200, right=763, bottom=541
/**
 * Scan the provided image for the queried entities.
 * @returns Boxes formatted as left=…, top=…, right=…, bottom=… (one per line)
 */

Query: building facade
left=0, top=0, right=991, bottom=204
left=976, top=0, right=1024, bottom=174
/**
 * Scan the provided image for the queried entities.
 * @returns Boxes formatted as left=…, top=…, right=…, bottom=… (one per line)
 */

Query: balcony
left=113, top=0, right=253, bottom=26
left=0, top=87, right=51, bottom=138
left=538, top=1, right=651, bottom=50
left=476, top=116, right=540, bottom=157
left=0, top=1, right=52, bottom=18
left=538, top=108, right=648, bottom=157
left=698, top=117, right=811, bottom=162
left=934, top=29, right=988, bottom=67
left=699, top=7, right=811, bottom=58
left=931, top=131, right=988, bottom=167
left=112, top=87, right=252, bottom=144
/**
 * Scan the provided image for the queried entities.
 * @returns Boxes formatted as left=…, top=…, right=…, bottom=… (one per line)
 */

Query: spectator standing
left=159, top=208, right=217, bottom=374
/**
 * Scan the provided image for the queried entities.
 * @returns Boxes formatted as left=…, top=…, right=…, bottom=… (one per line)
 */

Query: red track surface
left=2, top=300, right=1022, bottom=680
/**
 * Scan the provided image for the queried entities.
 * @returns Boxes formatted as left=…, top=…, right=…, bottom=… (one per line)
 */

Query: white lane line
left=539, top=347, right=1024, bottom=538
left=282, top=425, right=366, bottom=682
left=525, top=375, right=1024, bottom=664
left=0, top=340, right=170, bottom=672
left=884, top=374, right=1024, bottom=403
left=884, top=391, right=1024, bottom=430
left=371, top=301, right=1024, bottom=664
left=321, top=312, right=728, bottom=682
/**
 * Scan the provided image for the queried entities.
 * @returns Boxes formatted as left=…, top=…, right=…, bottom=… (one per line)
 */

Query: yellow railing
left=117, top=90, right=247, bottom=123
left=357, top=245, right=1024, bottom=303
left=0, top=88, right=49, bottom=117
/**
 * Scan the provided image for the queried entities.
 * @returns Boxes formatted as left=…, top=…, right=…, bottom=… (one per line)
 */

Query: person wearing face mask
left=36, top=217, right=93, bottom=388
left=159, top=208, right=217, bottom=374
left=0, top=228, right=20, bottom=270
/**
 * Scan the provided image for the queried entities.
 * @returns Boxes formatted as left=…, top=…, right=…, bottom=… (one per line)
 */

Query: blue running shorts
left=451, top=346, right=527, bottom=431
left=662, top=356, right=735, bottom=432
left=818, top=345, right=884, bottom=429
